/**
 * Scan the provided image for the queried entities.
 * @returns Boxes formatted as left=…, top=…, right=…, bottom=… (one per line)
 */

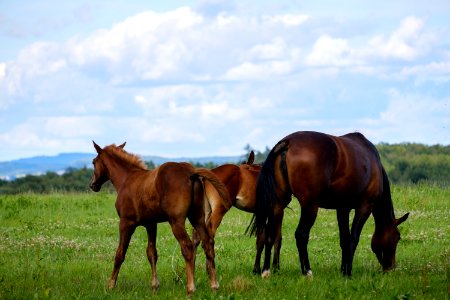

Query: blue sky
left=1, top=0, right=449, bottom=161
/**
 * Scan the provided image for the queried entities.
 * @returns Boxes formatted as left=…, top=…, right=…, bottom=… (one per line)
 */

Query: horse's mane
left=104, top=144, right=148, bottom=170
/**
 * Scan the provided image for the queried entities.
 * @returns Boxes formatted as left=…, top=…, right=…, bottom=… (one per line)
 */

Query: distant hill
left=0, top=153, right=242, bottom=180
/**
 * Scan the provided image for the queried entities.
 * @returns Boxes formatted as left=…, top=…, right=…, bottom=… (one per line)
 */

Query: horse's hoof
left=152, top=279, right=160, bottom=291
left=211, top=280, right=219, bottom=291
left=107, top=279, right=116, bottom=290
left=261, top=270, right=271, bottom=279
left=306, top=270, right=313, bottom=278
left=187, top=286, right=196, bottom=298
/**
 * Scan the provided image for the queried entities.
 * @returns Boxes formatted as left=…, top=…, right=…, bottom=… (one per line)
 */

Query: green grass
left=0, top=183, right=449, bottom=299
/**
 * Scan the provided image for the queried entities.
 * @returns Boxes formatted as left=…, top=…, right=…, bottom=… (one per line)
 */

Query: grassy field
left=0, top=183, right=449, bottom=299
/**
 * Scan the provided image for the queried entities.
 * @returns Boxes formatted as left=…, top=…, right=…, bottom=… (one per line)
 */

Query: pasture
left=0, top=183, right=448, bottom=299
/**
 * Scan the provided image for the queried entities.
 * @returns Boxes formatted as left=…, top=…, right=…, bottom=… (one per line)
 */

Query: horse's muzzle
left=90, top=183, right=101, bottom=192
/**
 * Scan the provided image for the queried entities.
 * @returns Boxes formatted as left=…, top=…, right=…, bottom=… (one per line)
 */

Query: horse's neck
left=372, top=195, right=395, bottom=228
left=104, top=155, right=132, bottom=191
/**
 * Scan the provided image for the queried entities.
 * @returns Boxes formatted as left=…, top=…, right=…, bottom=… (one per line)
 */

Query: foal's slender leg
left=191, top=219, right=219, bottom=291
left=109, top=219, right=136, bottom=289
left=192, top=205, right=227, bottom=271
left=170, top=221, right=196, bottom=295
left=337, top=208, right=351, bottom=276
left=145, top=223, right=160, bottom=290
left=295, top=206, right=318, bottom=276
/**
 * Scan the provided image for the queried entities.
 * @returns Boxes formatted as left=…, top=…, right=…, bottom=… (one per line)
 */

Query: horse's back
left=120, top=163, right=198, bottom=223
left=282, top=131, right=384, bottom=208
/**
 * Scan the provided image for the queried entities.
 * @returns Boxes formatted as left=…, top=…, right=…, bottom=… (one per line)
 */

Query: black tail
left=246, top=140, right=288, bottom=236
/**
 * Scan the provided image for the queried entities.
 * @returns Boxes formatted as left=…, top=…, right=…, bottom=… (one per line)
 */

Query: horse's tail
left=246, top=140, right=288, bottom=237
left=193, top=168, right=231, bottom=210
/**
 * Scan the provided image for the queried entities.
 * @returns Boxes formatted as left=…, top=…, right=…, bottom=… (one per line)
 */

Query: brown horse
left=248, top=131, right=409, bottom=278
left=193, top=151, right=278, bottom=274
left=89, top=142, right=231, bottom=295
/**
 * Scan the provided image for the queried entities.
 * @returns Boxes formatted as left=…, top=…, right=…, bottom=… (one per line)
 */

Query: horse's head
left=89, top=141, right=126, bottom=192
left=371, top=213, right=409, bottom=271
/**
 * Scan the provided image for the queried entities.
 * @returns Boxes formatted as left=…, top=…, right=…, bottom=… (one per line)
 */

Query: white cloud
left=400, top=61, right=450, bottom=83
left=306, top=35, right=359, bottom=67
left=0, top=117, right=100, bottom=158
left=262, top=14, right=310, bottom=26
left=0, top=63, right=5, bottom=80
left=367, top=16, right=433, bottom=61
left=222, top=60, right=293, bottom=80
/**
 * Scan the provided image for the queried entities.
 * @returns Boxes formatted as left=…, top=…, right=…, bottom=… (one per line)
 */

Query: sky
left=1, top=0, right=449, bottom=161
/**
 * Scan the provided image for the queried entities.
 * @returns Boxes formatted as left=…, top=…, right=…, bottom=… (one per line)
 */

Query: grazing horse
left=248, top=131, right=409, bottom=278
left=193, top=151, right=279, bottom=274
left=89, top=142, right=231, bottom=295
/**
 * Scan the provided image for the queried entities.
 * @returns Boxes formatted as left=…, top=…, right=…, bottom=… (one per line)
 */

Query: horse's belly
left=317, top=190, right=360, bottom=209
left=235, top=196, right=255, bottom=212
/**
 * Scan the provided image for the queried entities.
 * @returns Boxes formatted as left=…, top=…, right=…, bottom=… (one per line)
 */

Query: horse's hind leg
left=261, top=206, right=284, bottom=277
left=109, top=219, right=136, bottom=289
left=295, top=206, right=318, bottom=276
left=253, top=228, right=265, bottom=274
left=193, top=220, right=219, bottom=291
left=192, top=205, right=227, bottom=274
left=145, top=223, right=160, bottom=290
left=192, top=197, right=212, bottom=262
left=170, top=221, right=196, bottom=295
left=272, top=208, right=285, bottom=272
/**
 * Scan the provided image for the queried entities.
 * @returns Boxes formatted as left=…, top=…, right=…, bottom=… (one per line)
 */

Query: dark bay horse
left=248, top=131, right=409, bottom=278
left=193, top=151, right=277, bottom=274
left=89, top=142, right=231, bottom=295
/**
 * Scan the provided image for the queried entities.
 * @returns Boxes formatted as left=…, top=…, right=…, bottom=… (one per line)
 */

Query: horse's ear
left=246, top=150, right=255, bottom=165
left=93, top=141, right=103, bottom=154
left=396, top=212, right=409, bottom=226
left=118, top=142, right=126, bottom=149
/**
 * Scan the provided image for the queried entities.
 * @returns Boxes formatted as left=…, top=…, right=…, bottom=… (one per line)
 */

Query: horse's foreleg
left=272, top=208, right=284, bottom=272
left=295, top=206, right=318, bottom=276
left=145, top=223, right=159, bottom=291
left=170, top=221, right=196, bottom=296
left=109, top=219, right=136, bottom=289
left=347, top=207, right=371, bottom=276
left=337, top=208, right=351, bottom=276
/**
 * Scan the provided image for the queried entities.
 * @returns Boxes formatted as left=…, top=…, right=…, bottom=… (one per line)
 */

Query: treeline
left=378, top=143, right=450, bottom=183
left=0, top=143, right=448, bottom=194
